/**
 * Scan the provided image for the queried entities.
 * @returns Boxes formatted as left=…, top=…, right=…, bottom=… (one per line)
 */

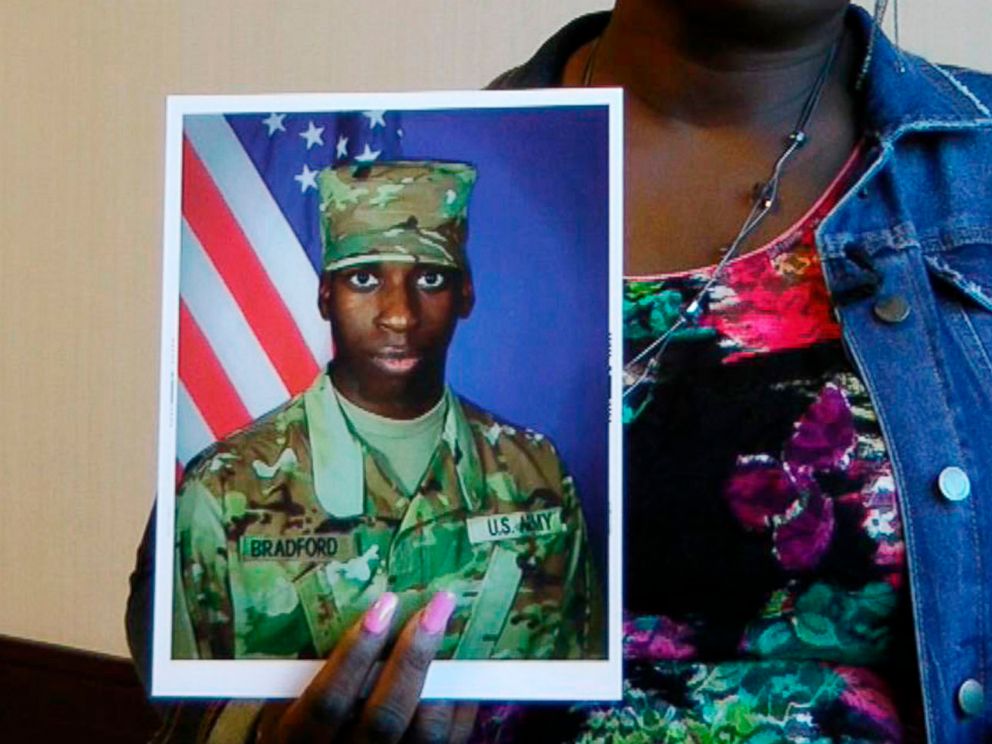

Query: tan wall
left=1, top=1, right=990, bottom=658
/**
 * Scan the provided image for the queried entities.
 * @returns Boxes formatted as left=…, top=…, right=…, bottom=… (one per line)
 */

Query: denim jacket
left=821, top=16, right=992, bottom=742
left=493, top=6, right=992, bottom=742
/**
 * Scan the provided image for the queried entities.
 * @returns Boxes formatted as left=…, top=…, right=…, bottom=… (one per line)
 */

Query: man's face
left=319, top=261, right=474, bottom=417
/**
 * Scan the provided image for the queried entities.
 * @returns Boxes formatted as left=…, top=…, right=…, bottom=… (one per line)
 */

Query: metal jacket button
left=938, top=466, right=972, bottom=502
left=958, top=678, right=985, bottom=717
left=873, top=294, right=911, bottom=323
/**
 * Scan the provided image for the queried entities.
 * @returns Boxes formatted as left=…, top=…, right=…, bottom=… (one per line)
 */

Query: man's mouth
left=372, top=349, right=422, bottom=374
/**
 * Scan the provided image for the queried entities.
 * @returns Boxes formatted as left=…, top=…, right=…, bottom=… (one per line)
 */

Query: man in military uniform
left=173, top=160, right=602, bottom=662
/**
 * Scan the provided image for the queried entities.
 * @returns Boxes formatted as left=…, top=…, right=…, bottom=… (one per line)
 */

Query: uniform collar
left=302, top=373, right=484, bottom=518
left=490, top=6, right=992, bottom=138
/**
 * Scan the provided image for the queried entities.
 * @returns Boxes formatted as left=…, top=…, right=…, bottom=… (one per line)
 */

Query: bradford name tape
left=466, top=508, right=563, bottom=544
left=239, top=534, right=357, bottom=561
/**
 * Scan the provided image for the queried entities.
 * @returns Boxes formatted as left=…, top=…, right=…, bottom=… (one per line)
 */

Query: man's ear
left=458, top=271, right=475, bottom=319
left=318, top=272, right=334, bottom=321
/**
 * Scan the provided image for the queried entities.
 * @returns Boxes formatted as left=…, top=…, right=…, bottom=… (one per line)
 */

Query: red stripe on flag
left=178, top=300, right=252, bottom=438
left=181, top=136, right=320, bottom=393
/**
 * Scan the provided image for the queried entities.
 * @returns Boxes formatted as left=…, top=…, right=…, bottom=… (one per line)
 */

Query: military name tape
left=239, top=534, right=357, bottom=562
left=465, top=508, right=563, bottom=544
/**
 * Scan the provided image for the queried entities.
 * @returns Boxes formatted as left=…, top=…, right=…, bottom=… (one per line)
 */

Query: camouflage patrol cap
left=317, top=160, right=477, bottom=272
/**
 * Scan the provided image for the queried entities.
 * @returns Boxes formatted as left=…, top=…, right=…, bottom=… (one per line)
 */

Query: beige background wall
left=2, top=1, right=991, bottom=659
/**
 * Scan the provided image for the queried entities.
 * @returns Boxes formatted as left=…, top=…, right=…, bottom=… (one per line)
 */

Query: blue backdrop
left=228, top=105, right=612, bottom=569
left=402, top=108, right=611, bottom=569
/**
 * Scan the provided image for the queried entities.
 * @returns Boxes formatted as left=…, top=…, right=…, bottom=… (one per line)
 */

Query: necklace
left=580, top=37, right=840, bottom=415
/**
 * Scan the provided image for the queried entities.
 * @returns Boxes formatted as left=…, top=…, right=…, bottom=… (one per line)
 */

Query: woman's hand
left=256, top=591, right=478, bottom=743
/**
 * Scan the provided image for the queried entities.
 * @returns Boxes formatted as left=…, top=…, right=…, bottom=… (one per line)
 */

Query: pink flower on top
left=709, top=241, right=841, bottom=363
left=623, top=614, right=696, bottom=661
left=835, top=666, right=903, bottom=739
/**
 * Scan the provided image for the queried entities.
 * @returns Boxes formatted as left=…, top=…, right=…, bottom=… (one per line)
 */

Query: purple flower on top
left=773, top=490, right=836, bottom=572
left=724, top=456, right=798, bottom=532
left=623, top=614, right=696, bottom=661
left=724, top=383, right=855, bottom=572
left=784, top=383, right=856, bottom=471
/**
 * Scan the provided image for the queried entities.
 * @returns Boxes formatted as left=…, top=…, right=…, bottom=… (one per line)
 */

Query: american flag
left=177, top=110, right=403, bottom=466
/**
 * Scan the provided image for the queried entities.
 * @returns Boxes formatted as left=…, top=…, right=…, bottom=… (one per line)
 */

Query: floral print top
left=473, top=149, right=924, bottom=743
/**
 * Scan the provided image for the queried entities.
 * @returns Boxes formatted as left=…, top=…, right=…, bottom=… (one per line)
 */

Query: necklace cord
left=581, top=37, right=600, bottom=87
left=617, top=40, right=841, bottom=395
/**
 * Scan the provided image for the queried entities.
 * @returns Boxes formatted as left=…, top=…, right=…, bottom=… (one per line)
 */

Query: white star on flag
left=299, top=121, right=325, bottom=150
left=294, top=164, right=319, bottom=193
left=262, top=112, right=286, bottom=136
left=363, top=110, right=386, bottom=129
left=336, top=135, right=349, bottom=159
left=354, top=144, right=382, bottom=163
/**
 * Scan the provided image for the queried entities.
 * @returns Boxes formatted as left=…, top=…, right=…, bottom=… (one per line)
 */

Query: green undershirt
left=333, top=387, right=447, bottom=497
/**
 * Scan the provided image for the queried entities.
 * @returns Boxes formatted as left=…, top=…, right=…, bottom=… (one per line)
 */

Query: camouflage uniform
left=174, top=159, right=601, bottom=661
left=173, top=373, right=601, bottom=660
left=317, top=160, right=477, bottom=271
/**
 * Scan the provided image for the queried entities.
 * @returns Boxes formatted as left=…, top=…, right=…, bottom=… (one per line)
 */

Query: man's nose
left=376, top=280, right=418, bottom=333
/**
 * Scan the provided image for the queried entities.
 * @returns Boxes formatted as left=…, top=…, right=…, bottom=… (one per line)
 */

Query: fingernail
left=363, top=592, right=398, bottom=636
left=420, top=591, right=456, bottom=635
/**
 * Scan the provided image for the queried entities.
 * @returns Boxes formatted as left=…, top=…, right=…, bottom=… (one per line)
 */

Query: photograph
left=153, top=89, right=623, bottom=699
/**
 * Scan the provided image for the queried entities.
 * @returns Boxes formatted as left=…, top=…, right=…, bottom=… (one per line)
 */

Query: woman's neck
left=562, top=0, right=862, bottom=275
left=578, top=0, right=851, bottom=129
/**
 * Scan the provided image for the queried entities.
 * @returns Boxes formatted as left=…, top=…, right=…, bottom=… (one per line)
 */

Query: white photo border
left=153, top=88, right=624, bottom=700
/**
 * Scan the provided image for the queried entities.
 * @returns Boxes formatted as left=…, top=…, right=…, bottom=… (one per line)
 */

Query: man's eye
left=347, top=271, right=380, bottom=290
left=416, top=272, right=447, bottom=291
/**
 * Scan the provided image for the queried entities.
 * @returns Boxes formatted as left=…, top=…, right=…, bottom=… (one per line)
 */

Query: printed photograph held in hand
left=152, top=89, right=623, bottom=700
